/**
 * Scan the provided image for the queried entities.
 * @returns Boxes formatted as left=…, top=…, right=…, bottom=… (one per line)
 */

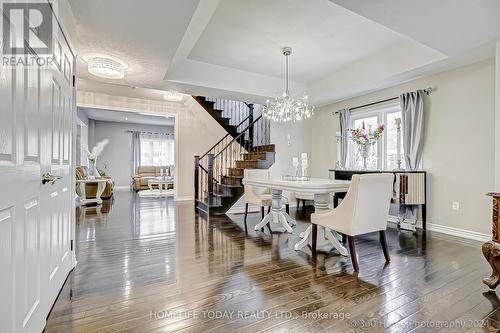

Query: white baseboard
left=114, top=186, right=131, bottom=191
left=175, top=196, right=193, bottom=201
left=427, top=223, right=490, bottom=242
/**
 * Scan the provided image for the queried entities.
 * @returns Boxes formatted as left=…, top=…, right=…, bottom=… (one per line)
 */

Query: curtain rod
left=332, top=87, right=433, bottom=115
left=125, top=130, right=173, bottom=135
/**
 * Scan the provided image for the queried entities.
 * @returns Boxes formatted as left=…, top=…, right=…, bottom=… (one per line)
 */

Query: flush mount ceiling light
left=163, top=91, right=183, bottom=102
left=88, top=57, right=125, bottom=80
left=263, top=47, right=314, bottom=123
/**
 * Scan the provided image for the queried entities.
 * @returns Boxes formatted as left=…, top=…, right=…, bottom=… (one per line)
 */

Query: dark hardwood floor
left=45, top=191, right=500, bottom=332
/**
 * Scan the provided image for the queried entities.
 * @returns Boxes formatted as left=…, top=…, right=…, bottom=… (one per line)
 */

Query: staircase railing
left=205, top=97, right=251, bottom=127
left=195, top=107, right=270, bottom=211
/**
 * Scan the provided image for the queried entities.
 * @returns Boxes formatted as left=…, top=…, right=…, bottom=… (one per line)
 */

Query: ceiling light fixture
left=139, top=112, right=172, bottom=118
left=263, top=47, right=314, bottom=123
left=88, top=57, right=125, bottom=80
left=163, top=91, right=183, bottom=102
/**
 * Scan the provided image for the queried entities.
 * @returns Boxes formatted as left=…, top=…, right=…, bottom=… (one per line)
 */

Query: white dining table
left=242, top=177, right=351, bottom=255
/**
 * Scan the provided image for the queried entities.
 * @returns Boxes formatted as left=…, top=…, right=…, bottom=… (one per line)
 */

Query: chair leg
left=285, top=204, right=290, bottom=214
left=296, top=199, right=300, bottom=211
left=302, top=200, right=306, bottom=212
left=267, top=223, right=272, bottom=234
left=260, top=206, right=265, bottom=232
left=268, top=206, right=271, bottom=214
left=311, top=223, right=317, bottom=254
left=379, top=230, right=390, bottom=262
left=244, top=203, right=248, bottom=232
left=341, top=233, right=347, bottom=244
left=347, top=236, right=359, bottom=272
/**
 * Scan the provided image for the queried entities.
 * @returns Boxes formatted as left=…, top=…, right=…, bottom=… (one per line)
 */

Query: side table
left=482, top=192, right=500, bottom=289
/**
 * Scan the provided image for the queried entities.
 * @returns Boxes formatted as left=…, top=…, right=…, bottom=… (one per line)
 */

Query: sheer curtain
left=131, top=132, right=141, bottom=177
left=139, top=132, right=174, bottom=166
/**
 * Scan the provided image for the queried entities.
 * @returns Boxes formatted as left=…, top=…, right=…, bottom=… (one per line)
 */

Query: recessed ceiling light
left=88, top=57, right=125, bottom=80
left=125, top=117, right=129, bottom=120
left=163, top=91, right=183, bottom=102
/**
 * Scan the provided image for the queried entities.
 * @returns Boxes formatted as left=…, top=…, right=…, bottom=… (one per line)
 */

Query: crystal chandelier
left=263, top=47, right=314, bottom=123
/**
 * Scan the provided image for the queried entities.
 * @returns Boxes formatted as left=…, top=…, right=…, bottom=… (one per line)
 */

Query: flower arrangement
left=349, top=122, right=385, bottom=169
left=349, top=122, right=385, bottom=146
left=98, top=160, right=110, bottom=177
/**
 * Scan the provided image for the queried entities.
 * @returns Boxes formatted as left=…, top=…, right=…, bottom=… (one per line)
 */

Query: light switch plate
left=452, top=201, right=460, bottom=211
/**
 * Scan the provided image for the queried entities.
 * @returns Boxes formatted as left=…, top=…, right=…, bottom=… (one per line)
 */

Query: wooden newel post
left=207, top=154, right=214, bottom=200
left=482, top=192, right=500, bottom=289
left=194, top=155, right=200, bottom=202
left=248, top=103, right=254, bottom=150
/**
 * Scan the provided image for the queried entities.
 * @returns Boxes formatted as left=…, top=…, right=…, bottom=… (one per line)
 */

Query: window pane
left=386, top=112, right=405, bottom=169
left=351, top=116, right=378, bottom=169
left=139, top=135, right=175, bottom=166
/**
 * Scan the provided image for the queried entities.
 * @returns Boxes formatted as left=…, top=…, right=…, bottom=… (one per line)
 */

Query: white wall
left=270, top=120, right=313, bottom=180
left=77, top=93, right=227, bottom=199
left=495, top=41, right=500, bottom=191
left=312, top=60, right=495, bottom=236
left=92, top=121, right=174, bottom=188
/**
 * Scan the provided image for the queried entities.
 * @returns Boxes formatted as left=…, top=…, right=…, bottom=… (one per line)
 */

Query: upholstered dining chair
left=311, top=173, right=394, bottom=272
left=243, top=169, right=289, bottom=233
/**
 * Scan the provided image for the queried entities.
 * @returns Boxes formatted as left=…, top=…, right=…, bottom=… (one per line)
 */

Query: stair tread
left=220, top=184, right=243, bottom=188
left=213, top=193, right=233, bottom=198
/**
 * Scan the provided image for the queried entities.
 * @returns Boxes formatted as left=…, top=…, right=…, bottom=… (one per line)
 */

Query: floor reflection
left=45, top=191, right=495, bottom=333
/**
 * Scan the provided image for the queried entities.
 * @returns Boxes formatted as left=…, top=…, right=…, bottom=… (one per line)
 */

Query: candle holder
left=292, top=157, right=299, bottom=177
left=394, top=118, right=403, bottom=170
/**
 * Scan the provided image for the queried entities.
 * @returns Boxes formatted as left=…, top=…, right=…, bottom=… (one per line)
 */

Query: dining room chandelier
left=263, top=47, right=314, bottom=123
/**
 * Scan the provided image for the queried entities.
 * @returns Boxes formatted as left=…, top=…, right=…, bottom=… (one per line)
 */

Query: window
left=140, top=133, right=174, bottom=166
left=348, top=101, right=404, bottom=170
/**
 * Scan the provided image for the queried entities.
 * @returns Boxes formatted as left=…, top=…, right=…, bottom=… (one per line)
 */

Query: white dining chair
left=243, top=169, right=289, bottom=233
left=311, top=173, right=394, bottom=272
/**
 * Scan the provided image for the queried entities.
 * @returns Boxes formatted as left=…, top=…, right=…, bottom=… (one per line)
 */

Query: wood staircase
left=194, top=97, right=273, bottom=215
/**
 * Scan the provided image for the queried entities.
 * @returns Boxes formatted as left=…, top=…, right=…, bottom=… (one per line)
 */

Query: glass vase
left=358, top=144, right=370, bottom=170
left=88, top=158, right=98, bottom=178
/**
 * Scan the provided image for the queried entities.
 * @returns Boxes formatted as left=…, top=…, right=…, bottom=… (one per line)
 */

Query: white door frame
left=73, top=105, right=179, bottom=200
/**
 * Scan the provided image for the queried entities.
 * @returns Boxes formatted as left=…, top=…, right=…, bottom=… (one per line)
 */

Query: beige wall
left=270, top=120, right=312, bottom=179
left=76, top=92, right=227, bottom=199
left=312, top=60, right=495, bottom=235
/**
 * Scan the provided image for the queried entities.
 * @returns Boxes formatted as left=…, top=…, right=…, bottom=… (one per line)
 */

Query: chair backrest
left=243, top=169, right=270, bottom=199
left=136, top=166, right=156, bottom=176
left=347, top=174, right=394, bottom=235
left=76, top=166, right=88, bottom=180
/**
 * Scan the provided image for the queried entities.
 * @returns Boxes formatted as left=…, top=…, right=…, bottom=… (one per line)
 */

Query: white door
left=0, top=6, right=75, bottom=333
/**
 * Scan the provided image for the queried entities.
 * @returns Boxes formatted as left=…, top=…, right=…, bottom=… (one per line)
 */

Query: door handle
left=42, top=173, right=62, bottom=185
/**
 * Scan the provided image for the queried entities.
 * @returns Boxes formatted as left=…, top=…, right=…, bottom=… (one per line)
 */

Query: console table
left=329, top=169, right=427, bottom=230
left=76, top=178, right=108, bottom=206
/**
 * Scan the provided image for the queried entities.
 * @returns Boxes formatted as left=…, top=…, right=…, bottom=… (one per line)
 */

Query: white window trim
left=348, top=100, right=401, bottom=170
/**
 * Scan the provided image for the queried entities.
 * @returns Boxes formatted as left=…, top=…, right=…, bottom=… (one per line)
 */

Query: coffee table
left=148, top=177, right=174, bottom=192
